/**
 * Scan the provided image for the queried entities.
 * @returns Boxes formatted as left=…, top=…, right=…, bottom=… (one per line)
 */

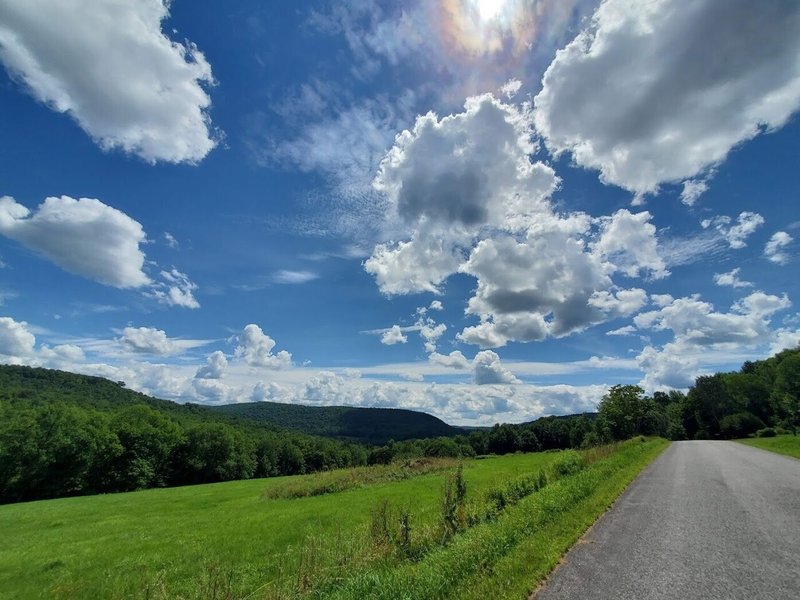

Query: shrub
left=549, top=450, right=585, bottom=478
left=719, top=412, right=764, bottom=439
left=756, top=427, right=777, bottom=438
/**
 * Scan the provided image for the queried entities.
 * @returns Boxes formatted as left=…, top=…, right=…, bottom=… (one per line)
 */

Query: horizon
left=0, top=0, right=798, bottom=426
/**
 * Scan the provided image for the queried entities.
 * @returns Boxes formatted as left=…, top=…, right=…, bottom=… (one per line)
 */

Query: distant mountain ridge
left=213, top=401, right=465, bottom=445
left=0, top=364, right=464, bottom=446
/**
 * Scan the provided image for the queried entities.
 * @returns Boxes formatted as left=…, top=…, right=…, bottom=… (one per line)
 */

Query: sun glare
left=475, top=0, right=507, bottom=21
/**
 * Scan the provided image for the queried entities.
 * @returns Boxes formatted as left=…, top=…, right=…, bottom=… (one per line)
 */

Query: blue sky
left=0, top=0, right=798, bottom=425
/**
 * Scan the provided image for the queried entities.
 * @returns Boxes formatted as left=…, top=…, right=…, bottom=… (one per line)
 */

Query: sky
left=0, top=0, right=798, bottom=426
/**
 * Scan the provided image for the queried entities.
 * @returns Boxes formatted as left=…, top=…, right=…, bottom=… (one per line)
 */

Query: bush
left=549, top=451, right=585, bottom=478
left=756, top=427, right=777, bottom=438
left=719, top=412, right=765, bottom=439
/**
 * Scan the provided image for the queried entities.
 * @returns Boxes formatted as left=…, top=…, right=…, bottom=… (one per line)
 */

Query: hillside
left=0, top=364, right=249, bottom=427
left=213, top=401, right=465, bottom=445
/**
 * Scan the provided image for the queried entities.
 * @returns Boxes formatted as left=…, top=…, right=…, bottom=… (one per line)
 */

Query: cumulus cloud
left=149, top=269, right=200, bottom=309
left=0, top=315, right=35, bottom=357
left=472, top=350, right=520, bottom=385
left=702, top=212, right=765, bottom=249
left=195, top=350, right=227, bottom=380
left=428, top=300, right=443, bottom=311
left=713, top=268, right=752, bottom=288
left=38, top=343, right=85, bottom=368
left=680, top=179, right=709, bottom=206
left=366, top=94, right=674, bottom=349
left=534, top=0, right=800, bottom=198
left=380, top=325, right=408, bottom=345
left=428, top=350, right=471, bottom=370
left=764, top=231, right=793, bottom=264
left=235, top=324, right=292, bottom=369
left=0, top=195, right=149, bottom=288
left=0, top=0, right=217, bottom=163
left=633, top=291, right=792, bottom=389
left=592, top=210, right=668, bottom=279
left=118, top=326, right=205, bottom=356
left=419, top=319, right=446, bottom=353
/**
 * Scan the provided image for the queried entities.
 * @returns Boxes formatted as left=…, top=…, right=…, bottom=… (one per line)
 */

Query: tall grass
left=263, top=458, right=458, bottom=500
left=322, top=437, right=667, bottom=600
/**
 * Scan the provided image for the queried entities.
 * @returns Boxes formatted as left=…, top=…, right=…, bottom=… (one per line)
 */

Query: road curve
left=535, top=441, right=800, bottom=600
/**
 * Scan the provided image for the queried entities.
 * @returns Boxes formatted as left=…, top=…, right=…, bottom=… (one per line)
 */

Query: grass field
left=0, top=439, right=669, bottom=599
left=737, top=434, right=800, bottom=459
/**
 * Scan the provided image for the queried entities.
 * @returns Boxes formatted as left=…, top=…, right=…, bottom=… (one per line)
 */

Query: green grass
left=325, top=437, right=669, bottom=600
left=737, top=434, right=800, bottom=459
left=0, top=452, right=559, bottom=599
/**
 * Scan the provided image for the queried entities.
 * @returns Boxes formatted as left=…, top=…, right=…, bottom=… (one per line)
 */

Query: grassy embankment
left=737, top=434, right=800, bottom=459
left=0, top=438, right=668, bottom=599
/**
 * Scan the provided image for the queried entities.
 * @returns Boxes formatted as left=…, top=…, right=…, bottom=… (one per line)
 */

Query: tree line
left=367, top=346, right=800, bottom=463
left=1, top=346, right=797, bottom=503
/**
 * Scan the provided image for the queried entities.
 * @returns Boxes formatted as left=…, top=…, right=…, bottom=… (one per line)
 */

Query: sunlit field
left=0, top=439, right=668, bottom=599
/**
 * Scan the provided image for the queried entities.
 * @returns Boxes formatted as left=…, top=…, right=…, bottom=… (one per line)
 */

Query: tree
left=772, top=353, right=800, bottom=433
left=596, top=385, right=647, bottom=440
left=176, top=423, right=256, bottom=484
left=687, top=375, right=737, bottom=437
left=111, top=405, right=184, bottom=490
left=487, top=424, right=521, bottom=454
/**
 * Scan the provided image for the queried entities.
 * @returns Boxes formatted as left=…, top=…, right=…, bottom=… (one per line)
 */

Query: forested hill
left=0, top=364, right=236, bottom=423
left=213, top=401, right=465, bottom=445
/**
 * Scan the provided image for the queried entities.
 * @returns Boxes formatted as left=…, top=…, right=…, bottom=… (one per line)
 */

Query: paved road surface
left=535, top=441, right=800, bottom=600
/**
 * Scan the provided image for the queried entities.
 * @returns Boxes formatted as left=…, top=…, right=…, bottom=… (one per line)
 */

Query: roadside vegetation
left=737, top=435, right=800, bottom=459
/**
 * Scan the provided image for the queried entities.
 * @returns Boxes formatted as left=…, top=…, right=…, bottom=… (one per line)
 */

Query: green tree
left=596, top=385, right=647, bottom=440
left=111, top=405, right=184, bottom=490
left=772, top=353, right=800, bottom=433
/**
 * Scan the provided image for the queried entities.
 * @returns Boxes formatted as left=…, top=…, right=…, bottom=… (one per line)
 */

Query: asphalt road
left=535, top=441, right=800, bottom=600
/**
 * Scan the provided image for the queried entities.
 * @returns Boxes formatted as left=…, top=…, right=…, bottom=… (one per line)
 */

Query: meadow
left=736, top=434, right=800, bottom=459
left=0, top=438, right=668, bottom=599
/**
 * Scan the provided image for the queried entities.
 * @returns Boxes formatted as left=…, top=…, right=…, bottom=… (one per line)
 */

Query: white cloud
left=195, top=350, right=227, bottom=380
left=764, top=231, right=793, bottom=264
left=367, top=94, right=673, bottom=349
left=499, top=78, right=522, bottom=99
left=770, top=328, right=800, bottom=355
left=164, top=232, right=179, bottom=249
left=606, top=325, right=637, bottom=336
left=634, top=291, right=792, bottom=389
left=366, top=230, right=466, bottom=295
left=38, top=343, right=85, bottom=368
left=534, top=0, right=800, bottom=198
left=380, top=325, right=408, bottom=345
left=428, top=300, right=443, bottom=311
left=191, top=378, right=235, bottom=404
left=680, top=179, right=709, bottom=206
left=472, top=350, right=520, bottom=385
left=592, top=209, right=668, bottom=279
left=419, top=319, right=446, bottom=353
left=272, top=270, right=319, bottom=285
left=588, top=288, right=648, bottom=317
left=702, top=212, right=765, bottom=249
left=149, top=268, right=200, bottom=309
left=428, top=350, right=471, bottom=370
left=713, top=267, right=752, bottom=288
left=235, top=324, right=292, bottom=369
left=0, top=316, right=35, bottom=357
left=118, top=326, right=204, bottom=356
left=0, top=0, right=217, bottom=163
left=401, top=371, right=424, bottom=382
left=0, top=195, right=149, bottom=288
